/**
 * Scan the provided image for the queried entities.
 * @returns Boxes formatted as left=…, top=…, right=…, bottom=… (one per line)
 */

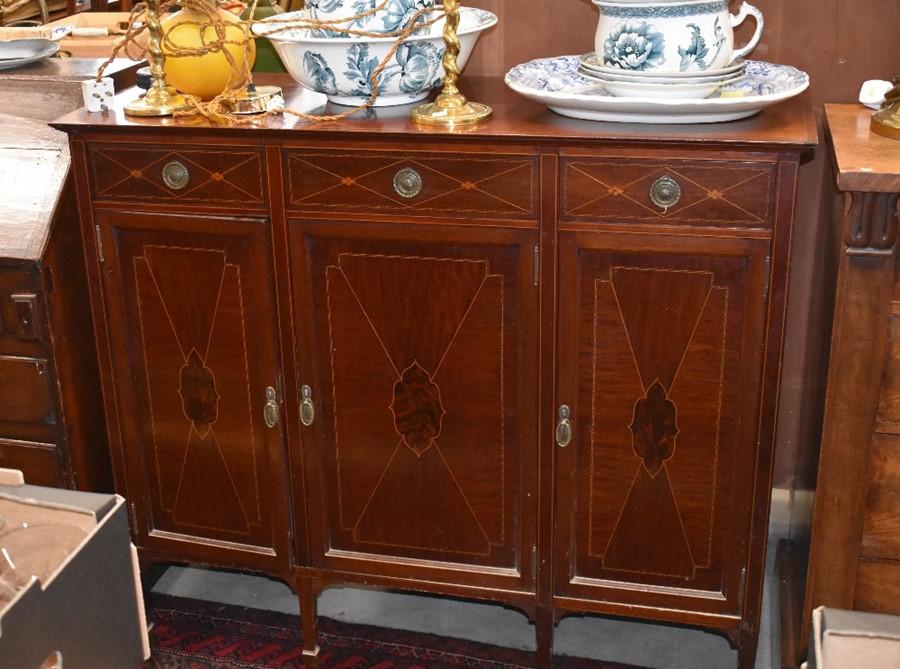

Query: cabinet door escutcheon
left=556, top=405, right=572, bottom=448
left=299, top=384, right=315, bottom=426
left=264, top=385, right=279, bottom=427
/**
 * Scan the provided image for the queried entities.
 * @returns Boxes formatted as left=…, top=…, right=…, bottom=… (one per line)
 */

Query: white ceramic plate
left=504, top=56, right=809, bottom=124
left=0, top=39, right=59, bottom=71
left=579, top=52, right=746, bottom=79
left=579, top=62, right=745, bottom=85
left=596, top=74, right=744, bottom=100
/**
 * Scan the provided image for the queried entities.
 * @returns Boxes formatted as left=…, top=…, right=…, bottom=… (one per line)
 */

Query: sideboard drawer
left=87, top=145, right=267, bottom=209
left=285, top=149, right=539, bottom=222
left=560, top=157, right=776, bottom=229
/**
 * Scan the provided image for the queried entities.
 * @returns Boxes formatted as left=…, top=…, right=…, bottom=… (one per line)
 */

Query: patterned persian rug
left=142, top=593, right=648, bottom=669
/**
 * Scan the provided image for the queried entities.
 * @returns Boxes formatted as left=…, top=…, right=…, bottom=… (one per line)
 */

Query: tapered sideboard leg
left=535, top=604, right=555, bottom=669
left=297, top=575, right=320, bottom=669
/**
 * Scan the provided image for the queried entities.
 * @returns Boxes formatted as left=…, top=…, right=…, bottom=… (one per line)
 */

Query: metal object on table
left=124, top=0, right=195, bottom=116
left=871, top=76, right=900, bottom=140
left=410, top=0, right=491, bottom=127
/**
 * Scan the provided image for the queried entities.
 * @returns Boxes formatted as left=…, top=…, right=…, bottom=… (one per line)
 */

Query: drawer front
left=0, top=439, right=63, bottom=488
left=87, top=145, right=267, bottom=208
left=561, top=157, right=776, bottom=229
left=285, top=149, right=538, bottom=221
left=0, top=267, right=46, bottom=357
left=0, top=356, right=54, bottom=424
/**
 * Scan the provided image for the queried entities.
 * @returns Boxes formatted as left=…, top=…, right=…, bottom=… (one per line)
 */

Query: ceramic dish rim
left=254, top=7, right=497, bottom=43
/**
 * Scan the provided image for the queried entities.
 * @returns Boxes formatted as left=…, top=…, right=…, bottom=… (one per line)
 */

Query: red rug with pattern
left=142, top=593, right=647, bottom=669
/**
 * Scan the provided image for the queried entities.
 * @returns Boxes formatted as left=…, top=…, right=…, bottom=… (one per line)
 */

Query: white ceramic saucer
left=579, top=52, right=746, bottom=80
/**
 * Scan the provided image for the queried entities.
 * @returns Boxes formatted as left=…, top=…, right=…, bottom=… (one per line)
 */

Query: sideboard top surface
left=53, top=75, right=818, bottom=151
left=825, top=103, right=900, bottom=194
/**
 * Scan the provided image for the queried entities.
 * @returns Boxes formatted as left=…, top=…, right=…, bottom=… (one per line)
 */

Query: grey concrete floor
left=152, top=491, right=794, bottom=669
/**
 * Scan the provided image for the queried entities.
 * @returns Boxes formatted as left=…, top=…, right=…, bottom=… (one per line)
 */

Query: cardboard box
left=46, top=12, right=141, bottom=59
left=804, top=606, right=900, bottom=669
left=0, top=469, right=149, bottom=669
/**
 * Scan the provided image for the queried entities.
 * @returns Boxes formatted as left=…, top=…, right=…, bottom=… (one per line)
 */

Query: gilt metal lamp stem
left=125, top=0, right=195, bottom=117
left=410, top=0, right=491, bottom=126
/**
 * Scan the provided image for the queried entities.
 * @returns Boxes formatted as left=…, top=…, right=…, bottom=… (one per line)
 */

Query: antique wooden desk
left=54, top=78, right=816, bottom=668
left=802, top=104, right=900, bottom=649
left=0, top=58, right=140, bottom=490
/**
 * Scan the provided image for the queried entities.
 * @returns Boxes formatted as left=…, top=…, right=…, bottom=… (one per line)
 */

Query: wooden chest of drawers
left=0, top=114, right=110, bottom=491
left=55, top=78, right=815, bottom=669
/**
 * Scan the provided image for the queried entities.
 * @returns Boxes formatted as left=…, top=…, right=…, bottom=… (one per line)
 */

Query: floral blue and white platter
left=504, top=55, right=808, bottom=124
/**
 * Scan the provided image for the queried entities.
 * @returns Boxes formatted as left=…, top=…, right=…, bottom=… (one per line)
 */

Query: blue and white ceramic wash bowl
left=305, top=0, right=436, bottom=37
left=254, top=7, right=497, bottom=107
left=592, top=0, right=763, bottom=74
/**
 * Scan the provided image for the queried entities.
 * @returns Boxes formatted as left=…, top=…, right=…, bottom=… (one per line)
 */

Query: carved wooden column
left=802, top=104, right=900, bottom=655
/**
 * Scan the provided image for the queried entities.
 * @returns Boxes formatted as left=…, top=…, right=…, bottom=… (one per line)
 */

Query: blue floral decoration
left=677, top=18, right=726, bottom=71
left=378, top=0, right=432, bottom=33
left=307, top=0, right=346, bottom=13
left=394, top=41, right=442, bottom=92
left=603, top=21, right=666, bottom=71
left=342, top=42, right=382, bottom=96
left=302, top=51, right=339, bottom=94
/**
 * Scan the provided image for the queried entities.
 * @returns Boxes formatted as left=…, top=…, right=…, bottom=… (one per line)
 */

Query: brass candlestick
left=125, top=0, right=196, bottom=117
left=410, top=0, right=491, bottom=126
left=871, top=76, right=900, bottom=140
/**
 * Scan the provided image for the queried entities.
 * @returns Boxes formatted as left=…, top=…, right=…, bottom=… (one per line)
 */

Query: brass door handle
left=263, top=386, right=279, bottom=428
left=555, top=405, right=572, bottom=448
left=299, top=384, right=315, bottom=427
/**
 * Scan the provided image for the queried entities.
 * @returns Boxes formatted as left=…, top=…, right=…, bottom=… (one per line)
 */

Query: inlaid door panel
left=555, top=230, right=770, bottom=616
left=94, top=210, right=290, bottom=570
left=291, top=220, right=538, bottom=587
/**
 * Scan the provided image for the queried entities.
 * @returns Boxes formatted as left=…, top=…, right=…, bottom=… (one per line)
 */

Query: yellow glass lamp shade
left=161, top=4, right=256, bottom=101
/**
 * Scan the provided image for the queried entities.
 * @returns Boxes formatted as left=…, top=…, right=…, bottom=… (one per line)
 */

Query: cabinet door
left=94, top=210, right=290, bottom=570
left=555, top=230, right=770, bottom=618
left=292, top=220, right=538, bottom=590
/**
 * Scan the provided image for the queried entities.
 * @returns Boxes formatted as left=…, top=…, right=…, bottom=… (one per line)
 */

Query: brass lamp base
left=125, top=86, right=196, bottom=117
left=871, top=103, right=900, bottom=140
left=410, top=91, right=492, bottom=126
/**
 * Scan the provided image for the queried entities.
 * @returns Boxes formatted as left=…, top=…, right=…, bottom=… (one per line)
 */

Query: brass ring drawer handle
left=162, top=160, right=190, bottom=190
left=393, top=167, right=423, bottom=198
left=649, top=176, right=681, bottom=212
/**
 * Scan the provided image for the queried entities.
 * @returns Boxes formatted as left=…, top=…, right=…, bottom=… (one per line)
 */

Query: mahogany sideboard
left=801, top=105, right=900, bottom=652
left=54, top=78, right=816, bottom=668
